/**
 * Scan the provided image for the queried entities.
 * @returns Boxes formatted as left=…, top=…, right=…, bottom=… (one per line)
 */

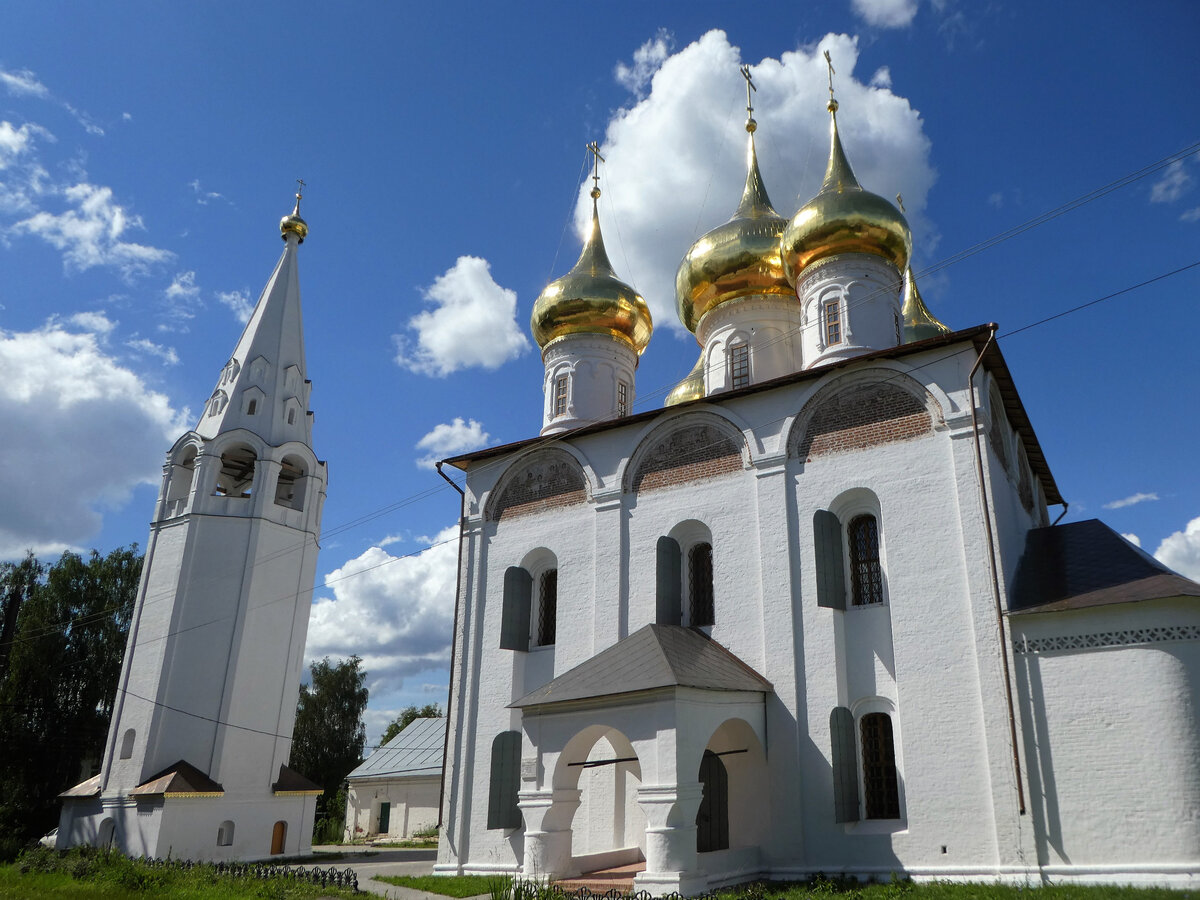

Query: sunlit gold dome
left=901, top=266, right=951, bottom=342
left=280, top=188, right=308, bottom=243
left=781, top=100, right=910, bottom=283
left=675, top=125, right=790, bottom=334
left=664, top=349, right=705, bottom=406
left=531, top=196, right=652, bottom=355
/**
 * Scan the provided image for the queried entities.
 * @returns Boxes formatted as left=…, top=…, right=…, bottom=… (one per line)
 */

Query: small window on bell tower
left=553, top=375, right=569, bottom=418
left=825, top=300, right=842, bottom=346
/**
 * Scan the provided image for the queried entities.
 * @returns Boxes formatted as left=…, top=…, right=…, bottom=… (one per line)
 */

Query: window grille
left=689, top=543, right=714, bottom=626
left=860, top=713, right=900, bottom=819
left=730, top=345, right=750, bottom=389
left=617, top=381, right=628, bottom=417
left=554, top=375, right=568, bottom=417
left=537, top=569, right=557, bottom=646
left=848, top=514, right=883, bottom=605
left=825, top=299, right=842, bottom=345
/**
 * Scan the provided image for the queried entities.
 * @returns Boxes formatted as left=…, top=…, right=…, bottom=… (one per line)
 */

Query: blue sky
left=2, top=1, right=1198, bottom=741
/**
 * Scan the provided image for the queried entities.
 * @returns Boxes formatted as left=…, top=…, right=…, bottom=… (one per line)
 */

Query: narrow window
left=487, top=732, right=522, bottom=829
left=860, top=713, right=900, bottom=819
left=536, top=569, right=557, bottom=646
left=217, top=820, right=235, bottom=847
left=893, top=310, right=901, bottom=343
left=825, top=299, right=842, bottom=345
left=848, top=514, right=883, bottom=606
left=288, top=408, right=296, bottom=425
left=729, top=344, right=750, bottom=390
left=247, top=398, right=257, bottom=415
left=553, top=375, right=569, bottom=417
left=119, top=728, right=136, bottom=760
left=617, top=381, right=628, bottom=417
left=689, top=543, right=714, bottom=626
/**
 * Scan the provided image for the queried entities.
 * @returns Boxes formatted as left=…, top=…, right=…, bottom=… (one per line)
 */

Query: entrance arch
left=697, top=717, right=768, bottom=855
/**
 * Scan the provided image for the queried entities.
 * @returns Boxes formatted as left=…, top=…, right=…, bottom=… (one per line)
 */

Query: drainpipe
left=968, top=324, right=1026, bottom=816
left=435, top=461, right=467, bottom=830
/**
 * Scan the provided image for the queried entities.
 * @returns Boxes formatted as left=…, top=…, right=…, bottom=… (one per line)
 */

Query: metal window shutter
left=656, top=536, right=682, bottom=626
left=830, top=706, right=860, bottom=823
left=814, top=509, right=847, bottom=610
left=487, top=731, right=522, bottom=830
left=500, top=566, right=532, bottom=651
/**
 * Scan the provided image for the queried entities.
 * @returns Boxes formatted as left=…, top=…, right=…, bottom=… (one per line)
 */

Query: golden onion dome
left=531, top=196, right=652, bottom=355
left=664, top=349, right=706, bottom=406
left=901, top=266, right=951, bottom=342
left=781, top=100, right=910, bottom=283
left=280, top=188, right=308, bottom=243
left=675, top=126, right=790, bottom=334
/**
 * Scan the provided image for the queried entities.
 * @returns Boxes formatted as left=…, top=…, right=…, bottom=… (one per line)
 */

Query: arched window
left=553, top=374, right=569, bottom=418
left=215, top=445, right=256, bottom=498
left=536, top=568, right=557, bottom=647
left=274, top=455, right=307, bottom=510
left=119, top=728, right=135, bottom=760
left=689, top=542, right=714, bottom=627
left=728, top=343, right=750, bottom=390
left=848, top=515, right=883, bottom=606
left=860, top=713, right=900, bottom=819
left=217, top=820, right=235, bottom=847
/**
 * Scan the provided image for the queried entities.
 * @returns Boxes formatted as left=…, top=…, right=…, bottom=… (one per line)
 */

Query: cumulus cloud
left=305, top=526, right=459, bottom=707
left=0, top=318, right=188, bottom=559
left=1103, top=492, right=1159, bottom=510
left=1155, top=517, right=1200, bottom=581
left=870, top=66, right=893, bottom=89
left=1120, top=533, right=1141, bottom=548
left=68, top=310, right=116, bottom=334
left=615, top=30, right=672, bottom=98
left=1150, top=160, right=1193, bottom=204
left=415, top=417, right=491, bottom=469
left=13, top=182, right=171, bottom=277
left=579, top=30, right=936, bottom=337
left=851, top=0, right=919, bottom=28
left=216, top=289, right=254, bottom=323
left=394, top=255, right=530, bottom=376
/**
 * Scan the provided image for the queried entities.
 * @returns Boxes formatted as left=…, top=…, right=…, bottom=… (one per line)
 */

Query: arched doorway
left=97, top=818, right=115, bottom=848
left=270, top=820, right=287, bottom=855
left=696, top=750, right=729, bottom=853
left=696, top=718, right=768, bottom=856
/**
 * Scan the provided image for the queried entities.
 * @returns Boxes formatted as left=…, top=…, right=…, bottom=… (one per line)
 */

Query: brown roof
left=1009, top=519, right=1200, bottom=614
left=58, top=774, right=101, bottom=798
left=131, top=760, right=223, bottom=796
left=442, top=324, right=1062, bottom=506
left=273, top=764, right=323, bottom=794
left=511, top=624, right=772, bottom=709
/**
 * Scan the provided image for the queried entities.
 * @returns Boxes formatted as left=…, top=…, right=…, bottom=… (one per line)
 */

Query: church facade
left=435, top=76, right=1200, bottom=892
left=56, top=197, right=327, bottom=861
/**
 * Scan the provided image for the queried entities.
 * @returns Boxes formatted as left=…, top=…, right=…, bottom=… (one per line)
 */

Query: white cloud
left=415, top=417, right=490, bottom=469
left=188, top=178, right=226, bottom=205
left=158, top=271, right=203, bottom=330
left=582, top=31, right=936, bottom=337
left=870, top=66, right=893, bottom=89
left=126, top=337, right=179, bottom=366
left=216, top=289, right=254, bottom=323
left=165, top=270, right=198, bottom=300
left=1120, top=533, right=1141, bottom=548
left=305, top=526, right=460, bottom=706
left=1181, top=206, right=1200, bottom=223
left=0, top=67, right=49, bottom=98
left=851, top=0, right=919, bottom=28
left=395, top=255, right=530, bottom=376
left=0, top=319, right=188, bottom=559
left=615, top=30, right=672, bottom=98
left=14, top=182, right=172, bottom=277
left=1155, top=517, right=1200, bottom=581
left=1103, top=491, right=1159, bottom=510
left=68, top=310, right=116, bottom=334
left=0, top=120, right=52, bottom=167
left=1150, top=160, right=1193, bottom=204
left=988, top=191, right=1005, bottom=208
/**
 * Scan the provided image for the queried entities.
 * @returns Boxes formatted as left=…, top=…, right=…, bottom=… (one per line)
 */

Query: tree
left=380, top=702, right=443, bottom=746
left=290, top=655, right=369, bottom=834
left=0, top=546, right=142, bottom=859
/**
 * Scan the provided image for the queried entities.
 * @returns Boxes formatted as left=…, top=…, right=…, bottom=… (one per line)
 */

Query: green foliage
left=412, top=822, right=440, bottom=839
left=290, top=656, right=368, bottom=837
left=377, top=873, right=508, bottom=898
left=379, top=702, right=443, bottom=746
left=0, top=547, right=142, bottom=860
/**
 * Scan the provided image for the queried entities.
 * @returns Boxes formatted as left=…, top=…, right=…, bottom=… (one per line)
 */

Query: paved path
left=307, top=846, right=472, bottom=898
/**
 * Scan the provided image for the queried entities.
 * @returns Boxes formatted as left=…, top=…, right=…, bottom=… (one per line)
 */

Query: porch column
left=635, top=782, right=707, bottom=896
left=518, top=788, right=581, bottom=879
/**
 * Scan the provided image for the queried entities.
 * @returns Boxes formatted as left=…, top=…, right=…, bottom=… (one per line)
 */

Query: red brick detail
left=795, top=384, right=931, bottom=461
left=632, top=424, right=743, bottom=493
left=491, top=458, right=586, bottom=521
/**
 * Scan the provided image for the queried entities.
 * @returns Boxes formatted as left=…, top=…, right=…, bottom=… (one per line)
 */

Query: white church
left=56, top=196, right=327, bottom=860
left=433, top=73, right=1200, bottom=892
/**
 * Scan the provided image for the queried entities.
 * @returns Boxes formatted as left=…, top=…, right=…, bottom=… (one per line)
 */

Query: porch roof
left=510, top=624, right=772, bottom=709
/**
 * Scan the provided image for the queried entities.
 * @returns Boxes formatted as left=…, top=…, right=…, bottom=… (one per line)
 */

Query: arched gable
left=626, top=412, right=748, bottom=494
left=486, top=448, right=589, bottom=522
left=788, top=369, right=941, bottom=462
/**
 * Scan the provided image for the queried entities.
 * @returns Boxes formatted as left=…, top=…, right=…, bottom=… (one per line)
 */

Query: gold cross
left=740, top=64, right=756, bottom=120
left=824, top=50, right=836, bottom=104
left=295, top=178, right=306, bottom=199
left=587, top=141, right=605, bottom=198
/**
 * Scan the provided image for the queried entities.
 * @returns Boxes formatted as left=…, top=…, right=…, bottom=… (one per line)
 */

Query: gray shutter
left=814, top=509, right=847, bottom=610
left=830, top=706, right=860, bottom=823
left=656, top=536, right=682, bottom=625
left=487, top=731, right=522, bottom=830
left=500, top=567, right=532, bottom=651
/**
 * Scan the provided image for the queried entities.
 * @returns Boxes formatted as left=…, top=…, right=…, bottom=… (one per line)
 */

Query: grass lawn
left=376, top=873, right=504, bottom=897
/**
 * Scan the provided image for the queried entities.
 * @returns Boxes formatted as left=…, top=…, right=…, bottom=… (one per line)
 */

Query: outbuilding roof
left=1009, top=519, right=1200, bottom=614
left=130, top=760, right=224, bottom=797
left=511, top=624, right=773, bottom=709
left=346, top=715, right=445, bottom=781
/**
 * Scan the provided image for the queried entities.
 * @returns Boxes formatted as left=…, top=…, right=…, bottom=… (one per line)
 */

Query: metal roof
left=1009, top=519, right=1200, bottom=614
left=511, top=624, right=773, bottom=709
left=346, top=715, right=446, bottom=781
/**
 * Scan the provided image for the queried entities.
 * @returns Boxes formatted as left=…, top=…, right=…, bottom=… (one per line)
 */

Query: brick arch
left=486, top=449, right=588, bottom=522
left=789, top=373, right=937, bottom=463
left=627, top=413, right=747, bottom=494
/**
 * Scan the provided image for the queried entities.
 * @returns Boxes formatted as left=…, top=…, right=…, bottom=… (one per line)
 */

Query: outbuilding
left=345, top=717, right=445, bottom=842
